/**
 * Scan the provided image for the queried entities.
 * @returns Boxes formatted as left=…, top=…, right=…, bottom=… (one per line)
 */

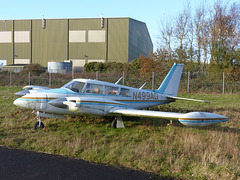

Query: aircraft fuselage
left=14, top=79, right=174, bottom=116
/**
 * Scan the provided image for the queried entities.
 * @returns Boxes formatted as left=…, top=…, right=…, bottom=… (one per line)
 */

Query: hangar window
left=88, top=30, right=105, bottom=42
left=0, top=31, right=12, bottom=43
left=85, top=83, right=104, bottom=94
left=69, top=31, right=86, bottom=43
left=14, top=31, right=30, bottom=43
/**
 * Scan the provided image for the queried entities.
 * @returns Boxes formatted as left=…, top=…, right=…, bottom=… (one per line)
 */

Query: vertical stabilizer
left=157, top=63, right=184, bottom=96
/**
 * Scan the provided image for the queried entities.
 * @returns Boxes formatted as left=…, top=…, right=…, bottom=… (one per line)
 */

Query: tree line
left=156, top=0, right=240, bottom=73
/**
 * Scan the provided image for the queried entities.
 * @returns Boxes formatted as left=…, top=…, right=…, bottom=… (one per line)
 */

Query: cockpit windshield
left=62, top=81, right=85, bottom=93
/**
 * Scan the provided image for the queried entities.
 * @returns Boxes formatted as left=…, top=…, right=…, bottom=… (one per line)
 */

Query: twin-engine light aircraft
left=14, top=63, right=229, bottom=130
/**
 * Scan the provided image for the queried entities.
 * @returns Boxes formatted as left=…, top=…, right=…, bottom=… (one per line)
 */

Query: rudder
left=157, top=63, right=184, bottom=96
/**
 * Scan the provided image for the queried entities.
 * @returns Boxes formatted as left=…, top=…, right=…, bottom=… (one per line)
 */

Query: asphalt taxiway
left=0, top=146, right=172, bottom=180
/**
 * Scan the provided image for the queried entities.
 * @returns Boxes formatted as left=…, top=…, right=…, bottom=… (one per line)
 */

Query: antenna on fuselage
left=115, top=77, right=123, bottom=84
left=139, top=82, right=147, bottom=89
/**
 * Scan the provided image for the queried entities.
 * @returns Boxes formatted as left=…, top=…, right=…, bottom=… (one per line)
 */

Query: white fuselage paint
left=14, top=79, right=174, bottom=116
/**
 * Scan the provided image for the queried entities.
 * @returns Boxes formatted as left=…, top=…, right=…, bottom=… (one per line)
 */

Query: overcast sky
left=0, top=0, right=238, bottom=51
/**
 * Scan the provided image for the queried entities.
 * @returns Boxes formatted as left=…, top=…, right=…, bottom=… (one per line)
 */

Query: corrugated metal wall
left=0, top=20, right=13, bottom=64
left=14, top=20, right=31, bottom=64
left=32, top=19, right=68, bottom=66
left=108, top=18, right=129, bottom=62
left=128, top=18, right=153, bottom=61
left=0, top=18, right=152, bottom=68
left=69, top=18, right=107, bottom=63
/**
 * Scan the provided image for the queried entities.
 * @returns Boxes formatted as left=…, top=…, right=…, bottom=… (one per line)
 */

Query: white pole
left=188, top=72, right=190, bottom=92
left=96, top=71, right=98, bottom=80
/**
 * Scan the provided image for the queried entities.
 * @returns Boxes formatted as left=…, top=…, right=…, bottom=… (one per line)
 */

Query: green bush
left=21, top=64, right=45, bottom=75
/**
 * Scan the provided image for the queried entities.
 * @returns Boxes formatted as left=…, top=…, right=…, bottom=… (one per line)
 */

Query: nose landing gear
left=33, top=111, right=45, bottom=130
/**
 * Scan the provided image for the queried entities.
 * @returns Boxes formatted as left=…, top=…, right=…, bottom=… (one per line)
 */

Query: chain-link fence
left=0, top=71, right=240, bottom=94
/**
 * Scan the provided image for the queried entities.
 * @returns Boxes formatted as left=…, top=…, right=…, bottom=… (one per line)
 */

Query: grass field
left=0, top=86, right=239, bottom=179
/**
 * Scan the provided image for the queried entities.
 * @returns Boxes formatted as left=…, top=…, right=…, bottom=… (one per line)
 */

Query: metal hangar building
left=0, top=17, right=153, bottom=71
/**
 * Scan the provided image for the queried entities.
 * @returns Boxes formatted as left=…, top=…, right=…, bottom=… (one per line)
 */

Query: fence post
left=222, top=72, right=225, bottom=94
left=96, top=71, right=98, bottom=80
left=123, top=71, right=125, bottom=85
left=187, top=71, right=190, bottom=92
left=9, top=71, right=12, bottom=87
left=29, top=71, right=31, bottom=85
left=152, top=72, right=154, bottom=90
left=49, top=72, right=51, bottom=87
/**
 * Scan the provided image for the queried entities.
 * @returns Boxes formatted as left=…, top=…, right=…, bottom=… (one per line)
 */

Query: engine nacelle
left=178, top=112, right=229, bottom=126
left=49, top=97, right=124, bottom=116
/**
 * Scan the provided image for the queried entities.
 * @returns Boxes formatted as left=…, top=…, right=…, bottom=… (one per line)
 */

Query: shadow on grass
left=124, top=116, right=240, bottom=135
left=195, top=124, right=240, bottom=135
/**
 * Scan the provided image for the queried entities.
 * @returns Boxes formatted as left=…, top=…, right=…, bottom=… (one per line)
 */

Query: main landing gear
left=33, top=111, right=45, bottom=130
left=111, top=116, right=125, bottom=128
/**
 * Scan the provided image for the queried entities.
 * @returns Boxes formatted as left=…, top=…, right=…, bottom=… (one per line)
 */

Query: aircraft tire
left=111, top=118, right=117, bottom=128
left=34, top=121, right=44, bottom=130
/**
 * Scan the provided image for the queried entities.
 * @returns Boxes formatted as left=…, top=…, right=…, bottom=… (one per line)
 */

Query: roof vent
left=42, top=15, right=46, bottom=29
left=101, top=14, right=104, bottom=28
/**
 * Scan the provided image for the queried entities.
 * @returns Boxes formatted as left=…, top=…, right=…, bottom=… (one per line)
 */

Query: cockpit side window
left=63, top=81, right=85, bottom=93
left=119, top=88, right=130, bottom=96
left=85, top=83, right=104, bottom=94
left=105, top=86, right=119, bottom=95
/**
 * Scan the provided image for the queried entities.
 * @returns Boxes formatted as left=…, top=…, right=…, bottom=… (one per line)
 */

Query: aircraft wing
left=109, top=108, right=183, bottom=119
left=15, top=85, right=51, bottom=97
left=109, top=108, right=228, bottom=127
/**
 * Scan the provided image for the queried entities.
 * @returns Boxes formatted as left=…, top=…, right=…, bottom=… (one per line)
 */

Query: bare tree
left=194, top=4, right=204, bottom=69
left=156, top=0, right=240, bottom=70
left=194, top=2, right=210, bottom=71
left=188, top=17, right=195, bottom=62
left=228, top=2, right=240, bottom=65
left=174, top=5, right=191, bottom=63
left=209, top=0, right=240, bottom=68
left=157, top=17, right=174, bottom=61
left=202, top=19, right=211, bottom=70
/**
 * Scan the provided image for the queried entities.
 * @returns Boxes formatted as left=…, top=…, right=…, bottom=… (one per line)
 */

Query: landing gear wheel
left=111, top=118, right=117, bottom=128
left=111, top=117, right=125, bottom=128
left=34, top=121, right=44, bottom=130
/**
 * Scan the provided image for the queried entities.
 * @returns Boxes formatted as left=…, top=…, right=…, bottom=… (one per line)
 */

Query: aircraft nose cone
left=13, top=96, right=34, bottom=109
left=13, top=98, right=23, bottom=107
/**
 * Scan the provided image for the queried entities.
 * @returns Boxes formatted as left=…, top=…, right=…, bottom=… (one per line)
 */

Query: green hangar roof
left=0, top=17, right=153, bottom=70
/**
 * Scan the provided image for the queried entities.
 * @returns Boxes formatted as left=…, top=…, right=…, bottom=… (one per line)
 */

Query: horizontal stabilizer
left=167, top=96, right=210, bottom=103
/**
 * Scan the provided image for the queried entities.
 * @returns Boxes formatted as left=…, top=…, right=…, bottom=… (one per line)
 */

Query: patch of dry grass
left=0, top=87, right=239, bottom=179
